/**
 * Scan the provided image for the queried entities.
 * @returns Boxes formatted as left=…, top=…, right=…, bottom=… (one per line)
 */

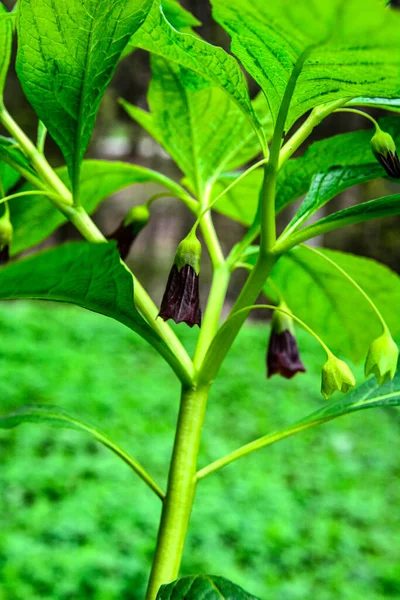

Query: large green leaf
left=0, top=241, right=163, bottom=345
left=348, top=97, right=400, bottom=113
left=157, top=575, right=260, bottom=600
left=211, top=0, right=400, bottom=129
left=0, top=4, right=14, bottom=98
left=276, top=116, right=400, bottom=215
left=211, top=170, right=264, bottom=226
left=16, top=0, right=153, bottom=193
left=130, top=1, right=262, bottom=140
left=269, top=246, right=400, bottom=362
left=10, top=160, right=179, bottom=255
left=122, top=57, right=271, bottom=196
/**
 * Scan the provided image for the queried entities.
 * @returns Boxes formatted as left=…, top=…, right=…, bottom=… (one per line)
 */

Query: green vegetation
left=0, top=302, right=399, bottom=600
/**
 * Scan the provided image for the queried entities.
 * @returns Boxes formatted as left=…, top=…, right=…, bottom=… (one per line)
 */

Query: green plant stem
left=0, top=106, right=73, bottom=206
left=334, top=107, right=379, bottom=130
left=278, top=98, right=350, bottom=167
left=0, top=190, right=64, bottom=205
left=145, top=384, right=210, bottom=600
left=0, top=108, right=194, bottom=384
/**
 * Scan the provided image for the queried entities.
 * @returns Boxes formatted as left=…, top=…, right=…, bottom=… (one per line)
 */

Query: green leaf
left=131, top=1, right=262, bottom=141
left=16, top=0, right=153, bottom=193
left=276, top=116, right=400, bottom=216
left=298, top=372, right=400, bottom=425
left=0, top=241, right=162, bottom=345
left=157, top=575, right=260, bottom=600
left=123, top=57, right=271, bottom=196
left=297, top=193, right=400, bottom=241
left=269, top=246, right=400, bottom=362
left=0, top=163, right=20, bottom=195
left=211, top=0, right=400, bottom=129
left=10, top=159, right=179, bottom=255
left=0, top=5, right=14, bottom=98
left=348, top=97, right=400, bottom=113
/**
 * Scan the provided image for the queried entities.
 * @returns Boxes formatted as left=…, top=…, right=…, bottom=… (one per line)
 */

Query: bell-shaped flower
left=108, top=204, right=150, bottom=259
left=321, top=355, right=356, bottom=399
left=267, top=307, right=306, bottom=379
left=365, top=331, right=399, bottom=385
left=371, top=127, right=400, bottom=179
left=159, top=230, right=202, bottom=327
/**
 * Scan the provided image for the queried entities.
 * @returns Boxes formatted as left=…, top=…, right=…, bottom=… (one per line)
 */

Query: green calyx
left=123, top=204, right=150, bottom=234
left=272, top=302, right=294, bottom=334
left=321, top=354, right=356, bottom=400
left=174, top=229, right=202, bottom=275
left=370, top=127, right=397, bottom=160
left=365, top=331, right=399, bottom=385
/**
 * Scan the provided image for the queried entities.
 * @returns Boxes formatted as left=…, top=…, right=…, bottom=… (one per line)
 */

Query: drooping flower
left=267, top=306, right=306, bottom=379
left=321, top=355, right=356, bottom=399
left=365, top=331, right=399, bottom=385
left=159, top=230, right=202, bottom=327
left=107, top=204, right=150, bottom=259
left=370, top=127, right=400, bottom=179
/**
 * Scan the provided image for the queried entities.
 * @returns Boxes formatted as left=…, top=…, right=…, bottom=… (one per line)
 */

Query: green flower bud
left=365, top=332, right=399, bottom=385
left=321, top=355, right=356, bottom=400
left=0, top=207, right=13, bottom=265
left=174, top=229, right=202, bottom=275
left=123, top=204, right=150, bottom=232
left=370, top=127, right=400, bottom=179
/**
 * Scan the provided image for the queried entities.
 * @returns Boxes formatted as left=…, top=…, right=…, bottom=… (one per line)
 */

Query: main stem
left=145, top=384, right=210, bottom=600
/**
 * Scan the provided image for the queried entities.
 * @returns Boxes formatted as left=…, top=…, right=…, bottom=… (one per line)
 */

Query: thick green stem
left=145, top=384, right=210, bottom=600
left=0, top=107, right=73, bottom=205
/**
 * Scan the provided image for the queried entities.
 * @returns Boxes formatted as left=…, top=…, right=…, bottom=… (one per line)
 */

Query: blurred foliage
left=0, top=303, right=399, bottom=599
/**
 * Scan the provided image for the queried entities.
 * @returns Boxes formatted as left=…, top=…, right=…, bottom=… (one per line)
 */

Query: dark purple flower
left=267, top=329, right=306, bottom=379
left=159, top=264, right=201, bottom=328
left=376, top=151, right=400, bottom=179
left=107, top=222, right=136, bottom=260
left=107, top=205, right=150, bottom=260
left=0, top=245, right=9, bottom=266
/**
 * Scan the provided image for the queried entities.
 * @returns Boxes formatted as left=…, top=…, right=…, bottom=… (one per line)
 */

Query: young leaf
left=0, top=5, right=14, bottom=99
left=211, top=0, right=400, bottom=129
left=0, top=404, right=164, bottom=498
left=276, top=116, right=400, bottom=215
left=157, top=575, right=260, bottom=600
left=0, top=241, right=164, bottom=347
left=123, top=57, right=271, bottom=196
left=16, top=0, right=153, bottom=195
left=10, top=160, right=182, bottom=255
left=130, top=1, right=262, bottom=141
left=269, top=246, right=400, bottom=362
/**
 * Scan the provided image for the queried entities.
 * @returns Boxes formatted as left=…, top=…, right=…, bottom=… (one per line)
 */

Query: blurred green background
left=0, top=302, right=399, bottom=600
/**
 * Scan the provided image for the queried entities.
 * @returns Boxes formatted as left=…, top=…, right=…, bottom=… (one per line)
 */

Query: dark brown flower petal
left=0, top=245, right=10, bottom=266
left=267, top=329, right=306, bottom=379
left=377, top=151, right=400, bottom=179
left=159, top=264, right=201, bottom=328
left=107, top=223, right=137, bottom=260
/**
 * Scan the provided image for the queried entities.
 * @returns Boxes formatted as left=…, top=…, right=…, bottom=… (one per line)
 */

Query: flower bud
left=159, top=230, right=202, bottom=327
left=107, top=204, right=150, bottom=259
left=370, top=128, right=400, bottom=179
left=321, top=355, right=356, bottom=399
left=267, top=307, right=306, bottom=379
left=0, top=207, right=13, bottom=266
left=365, top=331, right=398, bottom=385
